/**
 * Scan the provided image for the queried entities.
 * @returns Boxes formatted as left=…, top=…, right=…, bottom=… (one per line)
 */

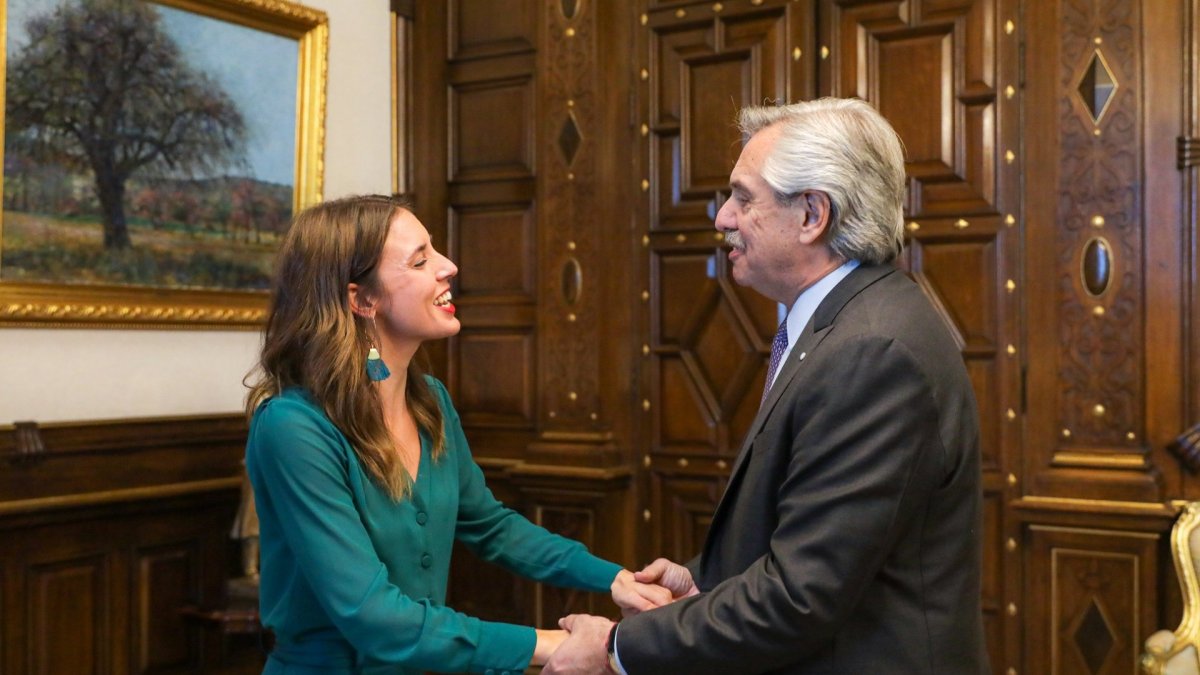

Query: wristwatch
left=605, top=621, right=620, bottom=674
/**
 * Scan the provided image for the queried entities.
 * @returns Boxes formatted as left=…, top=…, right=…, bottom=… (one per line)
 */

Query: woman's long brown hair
left=245, top=194, right=446, bottom=500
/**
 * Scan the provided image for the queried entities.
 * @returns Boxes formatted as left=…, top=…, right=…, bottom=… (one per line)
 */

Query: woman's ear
left=347, top=282, right=374, bottom=318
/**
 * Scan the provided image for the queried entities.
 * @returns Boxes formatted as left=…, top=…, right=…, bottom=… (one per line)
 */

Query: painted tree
left=5, top=0, right=247, bottom=249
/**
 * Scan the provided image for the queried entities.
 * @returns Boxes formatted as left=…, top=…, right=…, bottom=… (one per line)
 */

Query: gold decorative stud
left=677, top=458, right=689, bottom=467
left=906, top=221, right=920, bottom=232
left=792, top=47, right=802, bottom=61
left=1005, top=85, right=1015, bottom=99
left=565, top=27, right=576, bottom=37
left=820, top=45, right=829, bottom=59
left=1062, top=428, right=1072, bottom=438
left=1093, top=404, right=1106, bottom=417
left=1093, top=306, right=1105, bottom=316
left=1005, top=20, right=1015, bottom=35
left=954, top=218, right=969, bottom=229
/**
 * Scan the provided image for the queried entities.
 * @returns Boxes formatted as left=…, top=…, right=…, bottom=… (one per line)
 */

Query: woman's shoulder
left=250, top=388, right=338, bottom=439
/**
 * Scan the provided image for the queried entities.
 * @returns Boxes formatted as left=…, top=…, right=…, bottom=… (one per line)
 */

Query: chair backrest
left=1142, top=503, right=1200, bottom=675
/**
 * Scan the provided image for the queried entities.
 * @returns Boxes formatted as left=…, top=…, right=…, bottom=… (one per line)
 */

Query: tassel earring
left=365, top=317, right=391, bottom=382
left=366, top=347, right=391, bottom=382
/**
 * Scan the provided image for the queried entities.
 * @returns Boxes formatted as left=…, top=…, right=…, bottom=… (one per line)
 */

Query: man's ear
left=796, top=190, right=832, bottom=244
left=347, top=282, right=374, bottom=318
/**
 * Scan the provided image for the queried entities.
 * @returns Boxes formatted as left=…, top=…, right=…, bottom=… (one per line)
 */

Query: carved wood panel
left=1026, top=525, right=1161, bottom=675
left=1023, top=0, right=1165, bottom=503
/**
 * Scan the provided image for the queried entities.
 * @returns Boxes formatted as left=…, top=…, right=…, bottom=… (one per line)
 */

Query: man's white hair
left=737, top=98, right=907, bottom=264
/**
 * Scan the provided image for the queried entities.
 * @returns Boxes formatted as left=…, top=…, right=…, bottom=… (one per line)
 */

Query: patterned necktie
left=761, top=321, right=789, bottom=404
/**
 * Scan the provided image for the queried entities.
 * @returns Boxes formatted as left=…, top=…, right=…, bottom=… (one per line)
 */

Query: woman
left=245, top=195, right=663, bottom=674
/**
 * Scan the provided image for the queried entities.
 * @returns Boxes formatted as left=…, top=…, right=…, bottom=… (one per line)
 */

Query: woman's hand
left=532, top=629, right=569, bottom=666
left=610, top=568, right=673, bottom=617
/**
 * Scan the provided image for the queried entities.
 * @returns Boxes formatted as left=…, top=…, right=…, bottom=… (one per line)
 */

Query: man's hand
left=542, top=614, right=615, bottom=675
left=611, top=569, right=672, bottom=617
left=635, top=558, right=699, bottom=600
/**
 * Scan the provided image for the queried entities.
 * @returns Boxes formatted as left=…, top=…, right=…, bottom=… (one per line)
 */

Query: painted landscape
left=2, top=0, right=297, bottom=291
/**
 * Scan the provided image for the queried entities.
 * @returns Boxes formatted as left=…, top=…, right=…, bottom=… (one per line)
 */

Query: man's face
left=714, top=125, right=810, bottom=305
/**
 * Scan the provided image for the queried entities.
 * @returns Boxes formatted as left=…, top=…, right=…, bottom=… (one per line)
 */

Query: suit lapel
left=705, top=264, right=898, bottom=535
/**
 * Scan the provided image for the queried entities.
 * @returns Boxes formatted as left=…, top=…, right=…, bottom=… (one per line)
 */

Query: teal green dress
left=246, top=377, right=621, bottom=675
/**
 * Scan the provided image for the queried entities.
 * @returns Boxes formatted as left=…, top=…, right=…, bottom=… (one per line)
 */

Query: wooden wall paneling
left=0, top=416, right=248, bottom=674
left=1180, top=0, right=1200, bottom=498
left=442, top=0, right=540, bottom=463
left=822, top=0, right=1019, bottom=670
left=635, top=0, right=813, bottom=565
left=1025, top=523, right=1163, bottom=675
left=132, top=542, right=202, bottom=672
left=28, top=554, right=112, bottom=674
left=416, top=0, right=641, bottom=627
left=1022, top=0, right=1173, bottom=504
left=646, top=460, right=727, bottom=565
left=531, top=0, right=625, bottom=461
left=1190, top=0, right=1200, bottom=485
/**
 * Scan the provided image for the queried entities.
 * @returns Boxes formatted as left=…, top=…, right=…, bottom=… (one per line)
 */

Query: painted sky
left=5, top=0, right=298, bottom=186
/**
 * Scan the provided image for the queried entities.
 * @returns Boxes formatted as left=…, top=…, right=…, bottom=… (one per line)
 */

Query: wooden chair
left=1142, top=503, right=1200, bottom=675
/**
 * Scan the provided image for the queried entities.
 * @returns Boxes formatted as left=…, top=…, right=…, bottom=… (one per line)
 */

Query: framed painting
left=0, top=0, right=326, bottom=328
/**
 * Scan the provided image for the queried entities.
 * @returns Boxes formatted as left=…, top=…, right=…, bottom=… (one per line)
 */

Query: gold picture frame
left=0, top=0, right=327, bottom=329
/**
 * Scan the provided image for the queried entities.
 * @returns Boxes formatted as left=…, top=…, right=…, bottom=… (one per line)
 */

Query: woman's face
left=369, top=209, right=459, bottom=353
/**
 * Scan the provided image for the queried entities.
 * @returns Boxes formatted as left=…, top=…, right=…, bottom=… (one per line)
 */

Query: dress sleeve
left=248, top=397, right=535, bottom=674
left=429, top=379, right=622, bottom=591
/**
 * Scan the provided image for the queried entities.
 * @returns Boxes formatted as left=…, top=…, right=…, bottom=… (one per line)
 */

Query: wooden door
left=1020, top=0, right=1191, bottom=673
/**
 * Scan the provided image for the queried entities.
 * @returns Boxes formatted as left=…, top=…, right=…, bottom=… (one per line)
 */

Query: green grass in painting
left=1, top=211, right=279, bottom=290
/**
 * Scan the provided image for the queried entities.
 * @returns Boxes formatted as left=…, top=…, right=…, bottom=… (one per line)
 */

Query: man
left=545, top=98, right=987, bottom=674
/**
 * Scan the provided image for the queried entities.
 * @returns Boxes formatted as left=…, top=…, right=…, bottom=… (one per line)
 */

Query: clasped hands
left=540, top=558, right=700, bottom=674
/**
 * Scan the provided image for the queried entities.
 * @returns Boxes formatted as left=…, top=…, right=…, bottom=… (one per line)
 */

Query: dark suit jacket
left=618, top=263, right=988, bottom=674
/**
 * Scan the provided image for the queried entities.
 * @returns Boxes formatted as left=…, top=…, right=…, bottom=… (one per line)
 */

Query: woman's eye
left=412, top=258, right=428, bottom=269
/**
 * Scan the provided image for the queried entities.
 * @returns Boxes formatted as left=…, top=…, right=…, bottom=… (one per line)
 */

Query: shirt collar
left=784, top=259, right=860, bottom=343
